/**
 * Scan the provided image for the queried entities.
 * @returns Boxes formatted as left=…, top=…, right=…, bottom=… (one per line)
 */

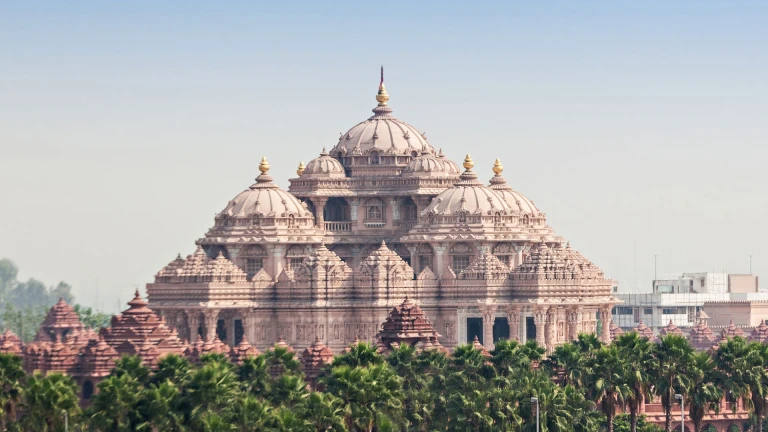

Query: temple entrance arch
left=526, top=317, right=536, bottom=342
left=324, top=197, right=350, bottom=222
left=493, top=317, right=510, bottom=342
left=467, top=318, right=483, bottom=344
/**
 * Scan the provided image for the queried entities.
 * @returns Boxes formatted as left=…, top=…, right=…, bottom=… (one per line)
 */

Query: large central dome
left=329, top=69, right=432, bottom=158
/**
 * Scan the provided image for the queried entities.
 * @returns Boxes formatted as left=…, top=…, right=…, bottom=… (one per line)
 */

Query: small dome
left=330, top=69, right=432, bottom=158
left=219, top=157, right=312, bottom=218
left=488, top=159, right=542, bottom=216
left=302, top=148, right=346, bottom=178
left=402, top=147, right=461, bottom=177
left=424, top=155, right=512, bottom=216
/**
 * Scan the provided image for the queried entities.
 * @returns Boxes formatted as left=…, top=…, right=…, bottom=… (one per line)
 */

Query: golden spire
left=259, top=156, right=270, bottom=174
left=463, top=154, right=474, bottom=170
left=492, top=158, right=503, bottom=175
left=296, top=161, right=305, bottom=176
left=376, top=65, right=389, bottom=106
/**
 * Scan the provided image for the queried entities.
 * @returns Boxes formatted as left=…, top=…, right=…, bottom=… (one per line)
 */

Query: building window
left=405, top=205, right=418, bottom=220
left=370, top=151, right=380, bottom=165
left=419, top=256, right=432, bottom=272
left=252, top=215, right=260, bottom=225
left=458, top=212, right=467, bottom=223
left=246, top=258, right=263, bottom=277
left=452, top=256, right=470, bottom=273
left=615, top=307, right=633, bottom=315
left=644, top=308, right=653, bottom=315
left=496, top=255, right=510, bottom=267
left=367, top=206, right=383, bottom=220
left=288, top=214, right=296, bottom=227
left=290, top=257, right=303, bottom=269
left=662, top=307, right=686, bottom=315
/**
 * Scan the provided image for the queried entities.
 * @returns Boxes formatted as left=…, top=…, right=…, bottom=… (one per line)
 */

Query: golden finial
left=463, top=154, right=474, bottom=170
left=259, top=156, right=270, bottom=174
left=492, top=158, right=503, bottom=175
left=296, top=161, right=305, bottom=176
left=376, top=65, right=389, bottom=106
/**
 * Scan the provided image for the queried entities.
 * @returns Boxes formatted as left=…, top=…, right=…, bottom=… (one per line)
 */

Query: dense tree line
left=0, top=258, right=110, bottom=340
left=0, top=333, right=767, bottom=431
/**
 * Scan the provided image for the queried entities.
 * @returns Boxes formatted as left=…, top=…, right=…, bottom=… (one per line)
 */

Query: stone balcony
left=324, top=221, right=353, bottom=232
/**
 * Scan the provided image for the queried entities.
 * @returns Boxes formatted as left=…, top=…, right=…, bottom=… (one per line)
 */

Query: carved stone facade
left=146, top=72, right=620, bottom=354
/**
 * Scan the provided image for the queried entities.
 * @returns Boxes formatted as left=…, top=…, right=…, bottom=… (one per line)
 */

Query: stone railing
left=324, top=221, right=353, bottom=232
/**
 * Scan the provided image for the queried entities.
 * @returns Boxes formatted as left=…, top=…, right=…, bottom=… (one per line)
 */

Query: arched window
left=493, top=212, right=501, bottom=224
left=287, top=214, right=296, bottom=227
left=370, top=151, right=380, bottom=165
left=368, top=206, right=382, bottom=220
left=364, top=198, right=385, bottom=221
left=242, top=245, right=267, bottom=279
left=251, top=215, right=260, bottom=226
left=449, top=243, right=473, bottom=273
left=458, top=212, right=467, bottom=223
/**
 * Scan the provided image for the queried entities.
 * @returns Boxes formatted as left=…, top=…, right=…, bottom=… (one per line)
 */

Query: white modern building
left=612, top=272, right=762, bottom=330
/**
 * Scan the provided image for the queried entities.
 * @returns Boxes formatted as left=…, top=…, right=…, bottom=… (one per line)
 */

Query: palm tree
left=321, top=363, right=404, bottom=431
left=266, top=373, right=309, bottom=408
left=564, top=384, right=602, bottom=432
left=331, top=341, right=383, bottom=368
left=520, top=339, right=545, bottom=365
left=88, top=373, right=144, bottom=431
left=590, top=344, right=630, bottom=432
left=0, top=353, right=25, bottom=430
left=264, top=346, right=302, bottom=377
left=229, top=395, right=278, bottom=431
left=542, top=342, right=586, bottom=387
left=713, top=337, right=768, bottom=432
left=136, top=380, right=186, bottom=432
left=686, top=351, right=722, bottom=432
left=21, top=372, right=80, bottom=432
left=491, top=338, right=532, bottom=378
left=652, top=334, right=694, bottom=432
left=297, top=392, right=346, bottom=431
left=112, top=354, right=151, bottom=383
left=516, top=370, right=572, bottom=432
left=151, top=354, right=192, bottom=388
left=187, top=359, right=242, bottom=427
left=614, top=332, right=655, bottom=432
left=236, top=354, right=271, bottom=398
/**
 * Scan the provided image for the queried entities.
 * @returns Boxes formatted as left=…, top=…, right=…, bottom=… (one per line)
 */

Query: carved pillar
left=506, top=306, right=521, bottom=342
left=271, top=245, right=286, bottom=280
left=545, top=307, right=557, bottom=353
left=600, top=307, right=612, bottom=343
left=226, top=316, right=236, bottom=346
left=186, top=310, right=201, bottom=344
left=240, top=311, right=253, bottom=344
left=347, top=198, right=360, bottom=228
left=407, top=246, right=418, bottom=274
left=481, top=306, right=497, bottom=350
left=203, top=309, right=220, bottom=342
left=311, top=197, right=328, bottom=229
left=390, top=199, right=400, bottom=221
left=433, top=245, right=447, bottom=278
left=533, top=309, right=547, bottom=348
left=567, top=309, right=582, bottom=342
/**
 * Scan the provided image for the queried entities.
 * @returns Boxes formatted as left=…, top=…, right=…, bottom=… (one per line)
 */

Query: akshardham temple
left=145, top=70, right=621, bottom=354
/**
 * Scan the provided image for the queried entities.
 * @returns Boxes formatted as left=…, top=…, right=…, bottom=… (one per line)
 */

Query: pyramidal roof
left=376, top=297, right=441, bottom=352
left=155, top=246, right=247, bottom=283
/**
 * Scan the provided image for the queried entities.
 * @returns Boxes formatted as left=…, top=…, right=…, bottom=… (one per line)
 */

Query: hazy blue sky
left=1, top=2, right=766, bottom=311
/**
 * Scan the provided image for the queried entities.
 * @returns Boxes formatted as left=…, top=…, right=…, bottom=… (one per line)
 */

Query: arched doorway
left=82, top=380, right=94, bottom=399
